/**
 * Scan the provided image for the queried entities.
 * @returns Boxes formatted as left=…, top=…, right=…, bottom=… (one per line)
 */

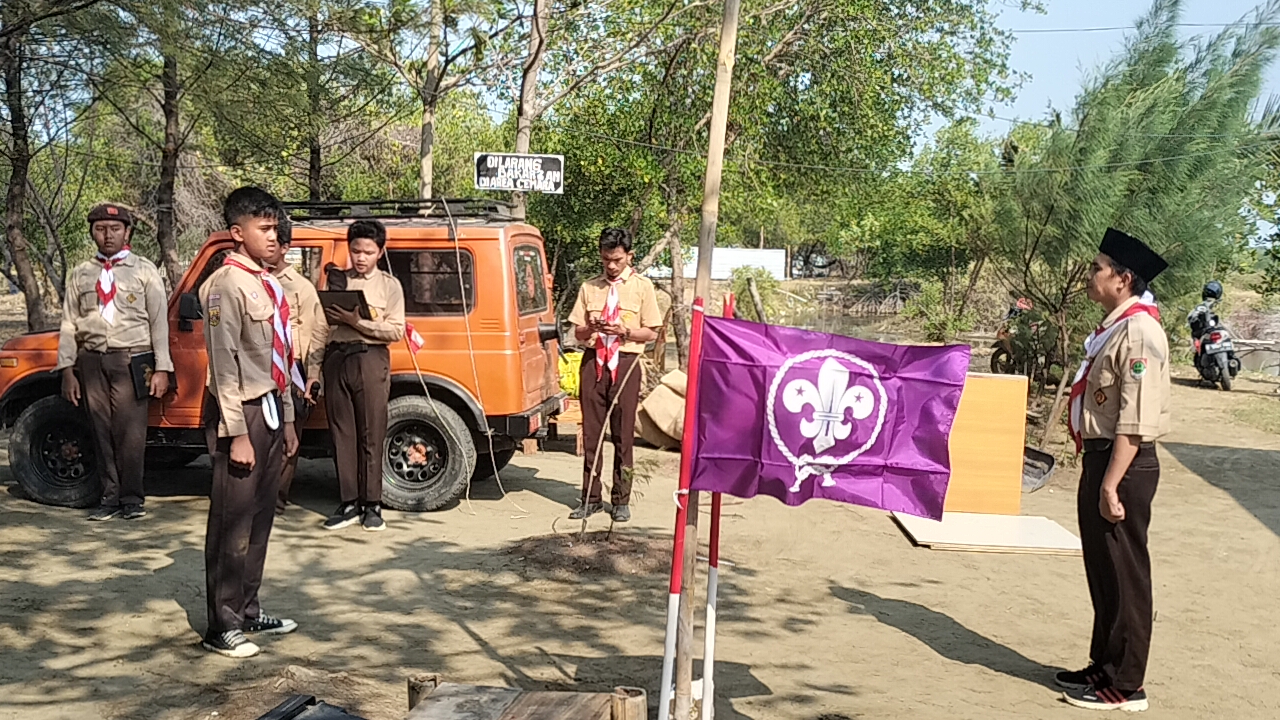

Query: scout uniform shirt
left=326, top=267, right=406, bottom=345
left=275, top=265, right=329, bottom=382
left=56, top=253, right=173, bottom=372
left=567, top=266, right=663, bottom=353
left=200, top=253, right=296, bottom=437
left=1081, top=296, right=1172, bottom=442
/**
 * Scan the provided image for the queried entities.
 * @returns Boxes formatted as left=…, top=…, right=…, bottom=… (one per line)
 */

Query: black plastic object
left=1022, top=447, right=1056, bottom=494
left=537, top=322, right=559, bottom=344
left=255, top=695, right=368, bottom=720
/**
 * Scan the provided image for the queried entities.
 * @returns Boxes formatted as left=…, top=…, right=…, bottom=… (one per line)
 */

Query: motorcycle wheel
left=990, top=347, right=1016, bottom=374
left=1217, top=354, right=1232, bottom=391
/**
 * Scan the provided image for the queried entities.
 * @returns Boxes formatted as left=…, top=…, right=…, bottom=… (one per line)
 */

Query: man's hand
left=61, top=369, right=81, bottom=406
left=149, top=370, right=170, bottom=399
left=303, top=382, right=318, bottom=405
left=1100, top=486, right=1126, bottom=523
left=284, top=422, right=299, bottom=458
left=600, top=322, right=627, bottom=337
left=230, top=434, right=255, bottom=469
left=325, top=305, right=361, bottom=327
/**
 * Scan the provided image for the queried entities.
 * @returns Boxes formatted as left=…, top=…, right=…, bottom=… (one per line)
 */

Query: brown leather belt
left=1082, top=439, right=1156, bottom=454
left=86, top=346, right=152, bottom=355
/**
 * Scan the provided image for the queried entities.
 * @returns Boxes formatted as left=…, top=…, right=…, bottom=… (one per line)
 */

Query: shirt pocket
left=113, top=277, right=147, bottom=324
left=618, top=293, right=642, bottom=328
left=244, top=294, right=276, bottom=347
left=79, top=290, right=100, bottom=316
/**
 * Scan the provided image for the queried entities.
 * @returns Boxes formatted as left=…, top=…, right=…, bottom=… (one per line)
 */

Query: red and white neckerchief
left=1068, top=292, right=1161, bottom=453
left=224, top=257, right=306, bottom=396
left=594, top=269, right=629, bottom=382
left=95, top=248, right=131, bottom=325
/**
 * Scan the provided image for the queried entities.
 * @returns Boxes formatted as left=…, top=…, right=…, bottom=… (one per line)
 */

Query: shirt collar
left=227, top=252, right=266, bottom=274
left=604, top=266, right=633, bottom=284
left=1100, top=295, right=1140, bottom=329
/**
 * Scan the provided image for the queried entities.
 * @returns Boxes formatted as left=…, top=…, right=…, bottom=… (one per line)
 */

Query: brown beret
left=87, top=203, right=133, bottom=226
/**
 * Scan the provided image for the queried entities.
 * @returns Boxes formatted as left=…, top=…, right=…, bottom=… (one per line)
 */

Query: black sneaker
left=362, top=504, right=386, bottom=532
left=201, top=629, right=260, bottom=658
left=121, top=504, right=146, bottom=520
left=1062, top=685, right=1148, bottom=712
left=1055, top=664, right=1107, bottom=690
left=569, top=502, right=603, bottom=520
left=323, top=502, right=360, bottom=530
left=88, top=505, right=120, bottom=521
left=243, top=611, right=298, bottom=635
left=611, top=504, right=631, bottom=523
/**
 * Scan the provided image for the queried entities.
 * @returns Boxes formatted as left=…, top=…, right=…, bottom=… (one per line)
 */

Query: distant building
left=645, top=247, right=787, bottom=281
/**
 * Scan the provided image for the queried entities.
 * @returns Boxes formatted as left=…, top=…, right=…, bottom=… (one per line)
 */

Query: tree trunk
left=1, top=27, right=50, bottom=331
left=1040, top=318, right=1073, bottom=449
left=511, top=0, right=548, bottom=219
left=155, top=53, right=182, bottom=289
left=306, top=10, right=323, bottom=202
left=418, top=0, right=444, bottom=200
left=669, top=232, right=689, bottom=370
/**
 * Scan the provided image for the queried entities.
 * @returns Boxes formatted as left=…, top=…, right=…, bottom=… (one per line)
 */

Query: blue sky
left=975, top=0, right=1280, bottom=136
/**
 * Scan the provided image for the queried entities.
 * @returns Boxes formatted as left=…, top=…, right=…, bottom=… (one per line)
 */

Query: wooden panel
left=404, top=683, right=519, bottom=720
left=892, top=511, right=1081, bottom=556
left=944, top=373, right=1028, bottom=516
left=501, top=692, right=611, bottom=719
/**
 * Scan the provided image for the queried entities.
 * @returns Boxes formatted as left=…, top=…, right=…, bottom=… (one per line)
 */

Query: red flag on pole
left=406, top=322, right=425, bottom=354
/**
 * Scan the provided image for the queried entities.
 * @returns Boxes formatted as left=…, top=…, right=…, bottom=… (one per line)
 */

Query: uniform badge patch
left=1094, top=389, right=1107, bottom=406
left=209, top=306, right=221, bottom=327
left=1129, top=358, right=1148, bottom=379
left=370, top=308, right=378, bottom=319
left=126, top=293, right=136, bottom=304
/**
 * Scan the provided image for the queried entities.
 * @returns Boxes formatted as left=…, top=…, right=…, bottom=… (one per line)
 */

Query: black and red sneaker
left=1062, top=685, right=1148, bottom=712
left=1055, top=664, right=1108, bottom=690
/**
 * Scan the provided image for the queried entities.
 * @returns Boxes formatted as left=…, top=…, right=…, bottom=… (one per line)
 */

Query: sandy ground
left=2, top=373, right=1280, bottom=720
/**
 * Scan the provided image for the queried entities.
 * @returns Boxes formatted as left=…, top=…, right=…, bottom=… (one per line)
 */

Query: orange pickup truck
left=0, top=199, right=566, bottom=511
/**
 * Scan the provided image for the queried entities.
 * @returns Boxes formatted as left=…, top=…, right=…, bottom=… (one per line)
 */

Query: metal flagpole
left=700, top=294, right=733, bottom=720
left=659, top=298, right=707, bottom=718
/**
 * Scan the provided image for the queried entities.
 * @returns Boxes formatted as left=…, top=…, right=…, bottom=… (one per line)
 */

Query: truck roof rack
left=281, top=198, right=517, bottom=222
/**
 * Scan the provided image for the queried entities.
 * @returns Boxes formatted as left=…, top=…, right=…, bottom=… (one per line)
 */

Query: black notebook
left=129, top=352, right=165, bottom=401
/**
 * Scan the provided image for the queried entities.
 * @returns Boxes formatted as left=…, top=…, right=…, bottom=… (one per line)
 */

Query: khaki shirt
left=327, top=268, right=406, bottom=345
left=1081, top=296, right=1171, bottom=442
left=201, top=253, right=296, bottom=437
left=56, top=253, right=172, bottom=372
left=275, top=265, right=329, bottom=383
left=568, top=267, right=663, bottom=354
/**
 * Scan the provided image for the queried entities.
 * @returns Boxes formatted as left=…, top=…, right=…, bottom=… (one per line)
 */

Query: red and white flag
left=406, top=322, right=425, bottom=354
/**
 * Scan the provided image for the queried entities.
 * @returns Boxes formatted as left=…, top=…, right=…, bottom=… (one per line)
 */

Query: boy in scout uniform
left=1057, top=228, right=1170, bottom=712
left=199, top=187, right=301, bottom=658
left=321, top=219, right=404, bottom=533
left=567, top=227, right=662, bottom=523
left=57, top=203, right=171, bottom=521
left=269, top=210, right=328, bottom=515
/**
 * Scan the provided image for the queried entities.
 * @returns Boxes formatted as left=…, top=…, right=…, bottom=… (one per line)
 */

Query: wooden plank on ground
left=892, top=511, right=1081, bottom=556
left=945, top=373, right=1028, bottom=516
left=501, top=691, right=611, bottom=719
left=404, top=683, right=519, bottom=719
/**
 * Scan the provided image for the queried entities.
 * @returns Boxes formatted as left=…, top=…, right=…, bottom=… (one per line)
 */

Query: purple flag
left=688, top=317, right=970, bottom=520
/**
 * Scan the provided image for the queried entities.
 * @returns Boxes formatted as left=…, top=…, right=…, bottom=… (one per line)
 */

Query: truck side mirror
left=537, top=322, right=559, bottom=345
left=178, top=293, right=202, bottom=332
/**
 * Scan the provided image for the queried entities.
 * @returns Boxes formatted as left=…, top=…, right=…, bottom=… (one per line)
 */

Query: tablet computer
left=317, top=290, right=372, bottom=320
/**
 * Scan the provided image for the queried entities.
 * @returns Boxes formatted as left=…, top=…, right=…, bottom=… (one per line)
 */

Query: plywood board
left=892, top=511, right=1081, bottom=556
left=405, top=684, right=612, bottom=720
left=945, top=373, right=1028, bottom=516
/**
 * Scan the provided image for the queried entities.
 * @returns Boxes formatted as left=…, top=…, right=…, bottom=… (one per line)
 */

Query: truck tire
left=381, top=395, right=476, bottom=511
left=1218, top=354, right=1232, bottom=391
left=10, top=396, right=99, bottom=508
left=472, top=447, right=517, bottom=481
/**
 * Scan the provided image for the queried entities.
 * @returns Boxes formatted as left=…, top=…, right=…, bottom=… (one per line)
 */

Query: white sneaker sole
left=323, top=516, right=360, bottom=531
left=202, top=640, right=261, bottom=658
left=1062, top=693, right=1148, bottom=712
left=363, top=522, right=387, bottom=532
left=247, top=620, right=298, bottom=635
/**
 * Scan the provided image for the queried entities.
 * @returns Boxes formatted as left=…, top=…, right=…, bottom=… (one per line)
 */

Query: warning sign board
left=474, top=153, right=564, bottom=194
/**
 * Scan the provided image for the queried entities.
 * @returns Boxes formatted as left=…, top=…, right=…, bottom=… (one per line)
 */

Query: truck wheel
left=381, top=395, right=476, bottom=511
left=472, top=447, right=517, bottom=481
left=10, top=396, right=99, bottom=508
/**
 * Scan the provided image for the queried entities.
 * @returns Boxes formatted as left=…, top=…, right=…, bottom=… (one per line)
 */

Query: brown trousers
left=579, top=350, right=641, bottom=506
left=276, top=389, right=313, bottom=513
left=203, top=392, right=284, bottom=634
left=77, top=351, right=149, bottom=507
left=323, top=344, right=390, bottom=505
left=1079, top=441, right=1160, bottom=692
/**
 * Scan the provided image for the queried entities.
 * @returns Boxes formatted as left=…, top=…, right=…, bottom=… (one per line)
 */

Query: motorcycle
left=991, top=297, right=1062, bottom=388
left=990, top=297, right=1033, bottom=375
left=1187, top=296, right=1240, bottom=391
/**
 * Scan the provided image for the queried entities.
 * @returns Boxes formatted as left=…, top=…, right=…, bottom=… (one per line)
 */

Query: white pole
left=700, top=565, right=720, bottom=720
left=658, top=591, right=681, bottom=718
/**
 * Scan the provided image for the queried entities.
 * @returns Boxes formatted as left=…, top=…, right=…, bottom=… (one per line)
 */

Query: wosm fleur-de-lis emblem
left=782, top=358, right=875, bottom=454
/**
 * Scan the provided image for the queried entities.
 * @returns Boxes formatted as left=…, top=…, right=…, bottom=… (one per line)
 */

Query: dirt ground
left=2, top=371, right=1280, bottom=720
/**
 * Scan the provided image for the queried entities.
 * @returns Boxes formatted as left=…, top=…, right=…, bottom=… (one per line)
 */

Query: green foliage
left=903, top=281, right=977, bottom=343
left=728, top=266, right=780, bottom=323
